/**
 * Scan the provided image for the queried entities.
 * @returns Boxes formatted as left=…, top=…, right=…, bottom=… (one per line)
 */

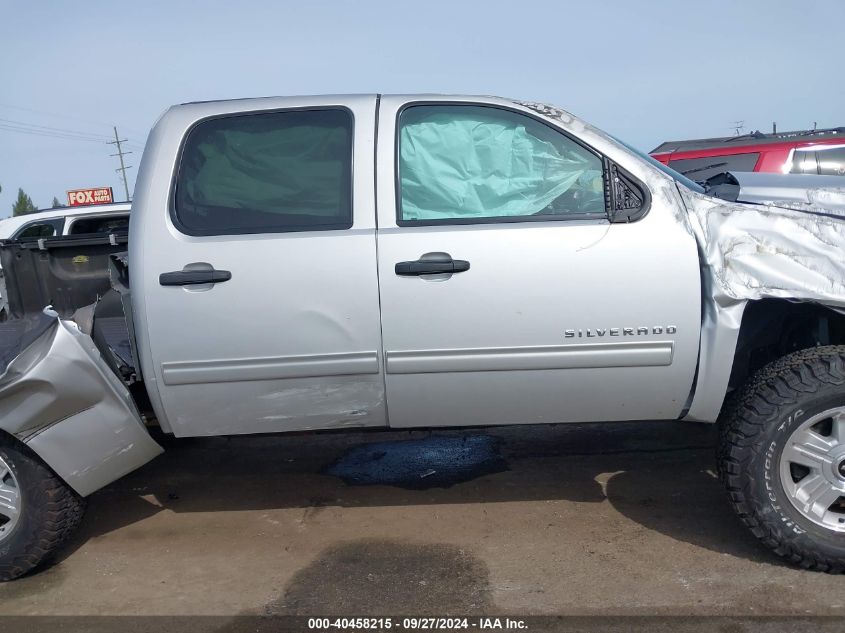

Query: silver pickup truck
left=1, top=95, right=844, bottom=580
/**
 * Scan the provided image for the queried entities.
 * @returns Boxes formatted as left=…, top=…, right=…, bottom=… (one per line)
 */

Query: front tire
left=719, top=345, right=845, bottom=572
left=0, top=438, right=86, bottom=581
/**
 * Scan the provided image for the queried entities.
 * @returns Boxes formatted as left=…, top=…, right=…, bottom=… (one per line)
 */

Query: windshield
left=610, top=136, right=706, bottom=193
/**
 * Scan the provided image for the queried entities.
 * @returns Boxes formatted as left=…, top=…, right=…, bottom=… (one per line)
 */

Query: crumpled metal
left=0, top=311, right=162, bottom=495
left=720, top=171, right=845, bottom=216
left=761, top=188, right=845, bottom=216
left=680, top=187, right=845, bottom=312
left=680, top=189, right=845, bottom=419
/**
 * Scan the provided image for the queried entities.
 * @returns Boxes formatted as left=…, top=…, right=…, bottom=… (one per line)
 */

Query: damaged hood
left=705, top=171, right=845, bottom=217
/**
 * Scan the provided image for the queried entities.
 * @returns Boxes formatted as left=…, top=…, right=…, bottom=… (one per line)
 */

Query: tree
left=51, top=196, right=63, bottom=208
left=12, top=188, right=37, bottom=216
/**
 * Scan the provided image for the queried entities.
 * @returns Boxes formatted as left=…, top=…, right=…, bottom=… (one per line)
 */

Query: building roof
left=651, top=127, right=845, bottom=154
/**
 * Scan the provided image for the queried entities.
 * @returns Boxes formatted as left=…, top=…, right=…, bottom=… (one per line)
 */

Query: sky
left=0, top=0, right=842, bottom=217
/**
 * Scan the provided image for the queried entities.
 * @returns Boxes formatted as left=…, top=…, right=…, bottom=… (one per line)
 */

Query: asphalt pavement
left=1, top=420, right=844, bottom=625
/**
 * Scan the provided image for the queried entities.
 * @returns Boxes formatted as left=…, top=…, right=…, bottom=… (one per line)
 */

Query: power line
left=0, top=117, right=112, bottom=140
left=0, top=121, right=145, bottom=147
left=0, top=101, right=147, bottom=137
left=0, top=123, right=110, bottom=143
left=0, top=106, right=147, bottom=145
left=0, top=113, right=143, bottom=199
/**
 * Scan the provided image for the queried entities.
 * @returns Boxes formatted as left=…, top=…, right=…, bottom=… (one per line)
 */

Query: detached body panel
left=0, top=235, right=162, bottom=497
left=0, top=317, right=162, bottom=496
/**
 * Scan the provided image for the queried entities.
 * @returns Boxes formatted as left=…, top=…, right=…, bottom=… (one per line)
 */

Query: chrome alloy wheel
left=780, top=407, right=845, bottom=532
left=0, top=454, right=21, bottom=543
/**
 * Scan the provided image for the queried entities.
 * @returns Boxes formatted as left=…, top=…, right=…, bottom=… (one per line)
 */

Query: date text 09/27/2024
left=307, top=617, right=528, bottom=630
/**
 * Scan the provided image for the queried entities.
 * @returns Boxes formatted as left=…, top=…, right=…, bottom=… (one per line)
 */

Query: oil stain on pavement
left=323, top=434, right=508, bottom=490
left=277, top=539, right=493, bottom=615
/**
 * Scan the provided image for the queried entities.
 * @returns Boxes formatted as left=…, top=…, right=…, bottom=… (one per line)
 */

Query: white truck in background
left=0, top=203, right=130, bottom=317
left=0, top=202, right=130, bottom=241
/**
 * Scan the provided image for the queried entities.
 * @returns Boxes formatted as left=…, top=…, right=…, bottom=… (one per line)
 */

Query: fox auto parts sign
left=67, top=187, right=114, bottom=207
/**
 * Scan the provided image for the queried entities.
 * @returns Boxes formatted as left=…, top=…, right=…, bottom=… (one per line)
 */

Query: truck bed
left=0, top=232, right=133, bottom=377
left=0, top=231, right=163, bottom=497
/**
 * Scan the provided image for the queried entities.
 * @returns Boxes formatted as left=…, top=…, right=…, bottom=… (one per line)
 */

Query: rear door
left=375, top=96, right=702, bottom=428
left=133, top=96, right=385, bottom=436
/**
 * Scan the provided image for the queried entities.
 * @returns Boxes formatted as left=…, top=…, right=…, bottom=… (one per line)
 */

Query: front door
left=375, top=97, right=702, bottom=428
left=135, top=96, right=385, bottom=436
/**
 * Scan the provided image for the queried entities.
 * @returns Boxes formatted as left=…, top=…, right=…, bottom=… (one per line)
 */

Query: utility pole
left=107, top=126, right=132, bottom=201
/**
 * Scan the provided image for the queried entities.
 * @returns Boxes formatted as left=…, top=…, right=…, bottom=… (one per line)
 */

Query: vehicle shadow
left=55, top=420, right=778, bottom=570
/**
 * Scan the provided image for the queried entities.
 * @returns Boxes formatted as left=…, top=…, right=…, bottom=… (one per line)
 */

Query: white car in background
left=0, top=202, right=130, bottom=241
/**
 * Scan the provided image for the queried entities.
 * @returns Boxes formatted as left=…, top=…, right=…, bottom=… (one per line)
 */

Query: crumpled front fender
left=0, top=315, right=162, bottom=496
left=679, top=187, right=845, bottom=422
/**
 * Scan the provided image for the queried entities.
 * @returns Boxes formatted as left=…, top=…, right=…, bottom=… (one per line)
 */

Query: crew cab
left=0, top=95, right=843, bottom=580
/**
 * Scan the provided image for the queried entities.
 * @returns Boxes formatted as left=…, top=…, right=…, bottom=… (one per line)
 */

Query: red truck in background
left=650, top=127, right=845, bottom=181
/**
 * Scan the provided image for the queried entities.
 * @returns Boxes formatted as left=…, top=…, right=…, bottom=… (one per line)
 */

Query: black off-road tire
left=0, top=438, right=86, bottom=581
left=718, top=345, right=845, bottom=572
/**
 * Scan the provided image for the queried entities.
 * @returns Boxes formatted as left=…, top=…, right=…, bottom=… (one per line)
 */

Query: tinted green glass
left=399, top=105, right=604, bottom=222
left=175, top=109, right=353, bottom=235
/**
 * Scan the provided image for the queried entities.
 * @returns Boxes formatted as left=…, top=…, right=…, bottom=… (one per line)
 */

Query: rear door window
left=174, top=108, right=354, bottom=236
